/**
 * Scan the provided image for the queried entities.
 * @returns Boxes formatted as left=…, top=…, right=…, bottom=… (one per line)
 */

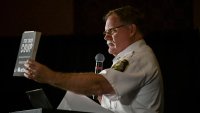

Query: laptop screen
left=26, top=88, right=53, bottom=109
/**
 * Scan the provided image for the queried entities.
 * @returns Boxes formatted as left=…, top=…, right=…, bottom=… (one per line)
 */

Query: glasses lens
left=103, top=24, right=127, bottom=35
left=103, top=28, right=115, bottom=35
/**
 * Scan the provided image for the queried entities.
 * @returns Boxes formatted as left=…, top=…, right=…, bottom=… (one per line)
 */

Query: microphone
left=95, top=53, right=105, bottom=74
left=91, top=53, right=105, bottom=102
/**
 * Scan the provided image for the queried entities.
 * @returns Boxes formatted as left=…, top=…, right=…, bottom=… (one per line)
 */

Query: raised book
left=13, top=31, right=41, bottom=77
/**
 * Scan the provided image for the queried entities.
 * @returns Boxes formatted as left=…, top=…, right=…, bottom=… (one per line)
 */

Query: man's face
left=104, top=14, right=134, bottom=56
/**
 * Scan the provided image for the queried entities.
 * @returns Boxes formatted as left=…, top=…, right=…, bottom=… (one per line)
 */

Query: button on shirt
left=100, top=39, right=164, bottom=113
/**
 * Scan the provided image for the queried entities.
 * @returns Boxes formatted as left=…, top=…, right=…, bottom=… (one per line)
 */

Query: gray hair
left=104, top=5, right=145, bottom=34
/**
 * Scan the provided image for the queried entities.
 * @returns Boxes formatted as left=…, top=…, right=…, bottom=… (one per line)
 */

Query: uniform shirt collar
left=113, top=39, right=146, bottom=63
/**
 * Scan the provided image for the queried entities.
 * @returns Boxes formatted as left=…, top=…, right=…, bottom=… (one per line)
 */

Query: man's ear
left=129, top=24, right=137, bottom=37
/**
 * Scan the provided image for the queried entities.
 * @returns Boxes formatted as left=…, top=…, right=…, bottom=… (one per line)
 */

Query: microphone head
left=95, top=53, right=105, bottom=62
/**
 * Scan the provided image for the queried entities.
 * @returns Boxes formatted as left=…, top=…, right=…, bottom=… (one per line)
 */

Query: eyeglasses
left=103, top=24, right=128, bottom=36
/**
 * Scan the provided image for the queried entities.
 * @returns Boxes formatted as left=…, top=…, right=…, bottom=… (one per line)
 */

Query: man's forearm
left=49, top=72, right=113, bottom=96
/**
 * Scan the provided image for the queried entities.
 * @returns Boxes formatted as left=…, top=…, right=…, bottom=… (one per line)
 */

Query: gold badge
left=112, top=59, right=129, bottom=72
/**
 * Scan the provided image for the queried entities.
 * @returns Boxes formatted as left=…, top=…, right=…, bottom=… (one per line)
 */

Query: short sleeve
left=100, top=68, right=146, bottom=97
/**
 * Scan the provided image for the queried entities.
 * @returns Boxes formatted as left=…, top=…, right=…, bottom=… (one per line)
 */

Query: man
left=24, top=5, right=164, bottom=113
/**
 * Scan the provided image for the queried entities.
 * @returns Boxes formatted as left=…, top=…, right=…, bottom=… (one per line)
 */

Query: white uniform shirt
left=100, top=39, right=164, bottom=113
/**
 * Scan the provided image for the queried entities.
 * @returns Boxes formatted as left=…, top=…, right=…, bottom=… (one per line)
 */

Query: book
left=13, top=31, right=41, bottom=77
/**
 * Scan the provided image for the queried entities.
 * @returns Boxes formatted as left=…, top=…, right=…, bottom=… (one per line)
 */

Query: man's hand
left=24, top=59, right=56, bottom=84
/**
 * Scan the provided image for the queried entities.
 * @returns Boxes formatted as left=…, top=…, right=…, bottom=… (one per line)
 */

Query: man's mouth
left=107, top=41, right=114, bottom=47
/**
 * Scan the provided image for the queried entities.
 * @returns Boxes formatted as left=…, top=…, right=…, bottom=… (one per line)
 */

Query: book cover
left=13, top=31, right=41, bottom=77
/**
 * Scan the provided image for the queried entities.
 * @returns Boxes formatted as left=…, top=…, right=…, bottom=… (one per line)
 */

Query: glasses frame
left=103, top=24, right=128, bottom=36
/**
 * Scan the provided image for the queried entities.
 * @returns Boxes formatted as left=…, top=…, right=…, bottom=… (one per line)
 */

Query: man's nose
left=104, top=34, right=112, bottom=41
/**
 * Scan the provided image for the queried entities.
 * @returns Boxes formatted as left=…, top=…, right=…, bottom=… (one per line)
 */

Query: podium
left=10, top=108, right=90, bottom=113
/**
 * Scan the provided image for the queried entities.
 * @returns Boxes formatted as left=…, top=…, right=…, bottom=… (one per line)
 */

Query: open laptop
left=26, top=88, right=53, bottom=109
left=26, top=88, right=112, bottom=113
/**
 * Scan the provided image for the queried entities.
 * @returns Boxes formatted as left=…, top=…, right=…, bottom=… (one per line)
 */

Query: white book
left=13, top=31, right=41, bottom=77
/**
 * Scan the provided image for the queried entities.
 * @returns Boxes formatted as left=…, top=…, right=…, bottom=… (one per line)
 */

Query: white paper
left=57, top=91, right=113, bottom=113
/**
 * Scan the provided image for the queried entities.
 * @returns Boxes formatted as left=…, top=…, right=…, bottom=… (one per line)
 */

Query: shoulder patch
left=111, top=59, right=129, bottom=72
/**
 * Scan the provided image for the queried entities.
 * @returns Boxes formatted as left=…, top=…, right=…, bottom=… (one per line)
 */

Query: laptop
left=25, top=88, right=111, bottom=113
left=26, top=88, right=53, bottom=109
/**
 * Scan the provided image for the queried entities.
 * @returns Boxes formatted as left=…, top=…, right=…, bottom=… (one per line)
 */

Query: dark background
left=1, top=0, right=199, bottom=113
